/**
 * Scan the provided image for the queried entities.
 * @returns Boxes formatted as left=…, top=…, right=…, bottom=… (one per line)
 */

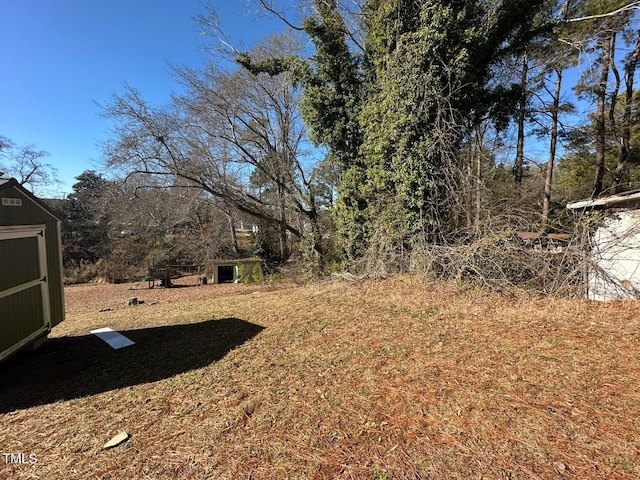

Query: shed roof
left=566, top=190, right=640, bottom=211
left=0, top=177, right=61, bottom=220
left=209, top=258, right=262, bottom=265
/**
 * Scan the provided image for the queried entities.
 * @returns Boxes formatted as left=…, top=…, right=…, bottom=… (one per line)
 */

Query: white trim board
left=90, top=327, right=135, bottom=350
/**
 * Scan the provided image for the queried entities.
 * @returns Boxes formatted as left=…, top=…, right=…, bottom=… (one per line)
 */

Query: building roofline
left=566, top=190, right=640, bottom=211
left=0, top=178, right=62, bottom=221
left=209, top=258, right=263, bottom=264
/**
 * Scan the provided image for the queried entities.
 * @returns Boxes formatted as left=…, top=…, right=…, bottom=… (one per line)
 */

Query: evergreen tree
left=59, top=170, right=113, bottom=266
left=556, top=91, right=640, bottom=202
left=565, top=0, right=636, bottom=197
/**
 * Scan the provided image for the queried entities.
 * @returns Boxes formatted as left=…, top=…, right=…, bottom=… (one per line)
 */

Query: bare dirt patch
left=2, top=276, right=640, bottom=479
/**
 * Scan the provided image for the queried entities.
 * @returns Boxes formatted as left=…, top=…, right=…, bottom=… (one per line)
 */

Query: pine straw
left=2, top=276, right=640, bottom=479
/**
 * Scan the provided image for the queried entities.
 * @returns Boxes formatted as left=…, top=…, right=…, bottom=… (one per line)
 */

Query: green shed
left=207, top=258, right=263, bottom=284
left=0, top=178, right=65, bottom=361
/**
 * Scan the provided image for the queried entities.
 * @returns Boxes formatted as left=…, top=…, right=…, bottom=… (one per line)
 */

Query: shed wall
left=0, top=185, right=64, bottom=327
left=588, top=211, right=640, bottom=300
left=0, top=285, right=46, bottom=358
left=0, top=225, right=51, bottom=360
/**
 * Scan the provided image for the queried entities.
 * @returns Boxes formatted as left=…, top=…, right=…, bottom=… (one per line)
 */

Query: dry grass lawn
left=2, top=275, right=640, bottom=479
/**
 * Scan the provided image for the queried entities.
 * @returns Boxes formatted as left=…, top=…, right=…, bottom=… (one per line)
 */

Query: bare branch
left=565, top=2, right=640, bottom=23
left=102, top=33, right=322, bottom=257
left=257, top=0, right=304, bottom=31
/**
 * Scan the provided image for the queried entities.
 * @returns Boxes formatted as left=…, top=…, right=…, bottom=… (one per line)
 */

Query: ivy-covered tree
left=353, top=0, right=546, bottom=256
left=298, top=0, right=366, bottom=260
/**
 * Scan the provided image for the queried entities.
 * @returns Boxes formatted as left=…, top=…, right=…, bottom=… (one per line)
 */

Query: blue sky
left=2, top=2, right=635, bottom=198
left=0, top=0, right=285, bottom=196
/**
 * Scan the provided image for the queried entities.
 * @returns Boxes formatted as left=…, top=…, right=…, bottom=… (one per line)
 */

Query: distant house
left=234, top=221, right=259, bottom=250
left=0, top=178, right=65, bottom=361
left=567, top=190, right=640, bottom=301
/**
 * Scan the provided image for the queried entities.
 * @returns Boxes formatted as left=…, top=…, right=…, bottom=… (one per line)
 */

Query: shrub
left=238, top=263, right=264, bottom=284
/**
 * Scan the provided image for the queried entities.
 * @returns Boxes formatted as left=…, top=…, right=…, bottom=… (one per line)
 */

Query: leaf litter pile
left=2, top=275, right=640, bottom=479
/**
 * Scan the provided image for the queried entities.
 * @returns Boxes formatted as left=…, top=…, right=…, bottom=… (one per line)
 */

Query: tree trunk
left=541, top=68, right=562, bottom=233
left=227, top=213, right=238, bottom=254
left=513, top=53, right=528, bottom=195
left=474, top=125, right=483, bottom=235
left=277, top=178, right=288, bottom=260
left=475, top=153, right=482, bottom=234
left=592, top=32, right=612, bottom=198
left=464, top=149, right=473, bottom=230
left=610, top=31, right=640, bottom=194
left=608, top=32, right=624, bottom=195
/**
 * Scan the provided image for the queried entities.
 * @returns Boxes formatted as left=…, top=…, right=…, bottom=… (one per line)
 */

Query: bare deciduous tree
left=102, top=34, right=324, bottom=260
left=0, top=136, right=60, bottom=195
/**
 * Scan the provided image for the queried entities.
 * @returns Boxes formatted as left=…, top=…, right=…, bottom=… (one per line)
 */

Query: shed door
left=0, top=225, right=51, bottom=361
left=218, top=265, right=235, bottom=283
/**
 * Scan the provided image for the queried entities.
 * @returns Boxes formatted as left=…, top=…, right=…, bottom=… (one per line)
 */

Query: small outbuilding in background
left=567, top=190, right=640, bottom=301
left=207, top=258, right=263, bottom=284
left=0, top=178, right=65, bottom=361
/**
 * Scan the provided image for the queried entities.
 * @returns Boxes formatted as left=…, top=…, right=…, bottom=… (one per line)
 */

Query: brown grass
left=2, top=275, right=640, bottom=479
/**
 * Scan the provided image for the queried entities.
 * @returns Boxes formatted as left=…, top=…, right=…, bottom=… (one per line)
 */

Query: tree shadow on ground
left=0, top=317, right=264, bottom=413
